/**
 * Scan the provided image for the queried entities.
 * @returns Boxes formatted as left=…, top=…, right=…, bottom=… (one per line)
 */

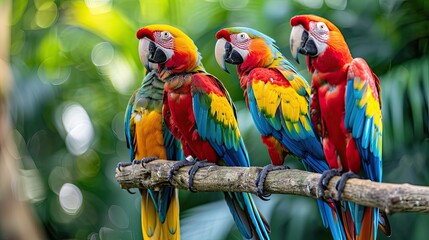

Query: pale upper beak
left=290, top=25, right=305, bottom=64
left=215, top=38, right=229, bottom=73
left=215, top=37, right=248, bottom=73
left=290, top=24, right=321, bottom=63
left=138, top=37, right=173, bottom=68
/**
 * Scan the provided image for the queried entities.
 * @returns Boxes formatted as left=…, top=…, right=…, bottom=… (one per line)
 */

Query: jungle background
left=1, top=0, right=428, bottom=239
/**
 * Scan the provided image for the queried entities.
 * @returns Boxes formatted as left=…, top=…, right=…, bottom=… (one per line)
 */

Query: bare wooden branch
left=115, top=159, right=429, bottom=214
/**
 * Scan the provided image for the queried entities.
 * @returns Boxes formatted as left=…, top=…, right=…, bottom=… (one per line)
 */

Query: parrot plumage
left=136, top=24, right=271, bottom=240
left=290, top=14, right=390, bottom=240
left=215, top=27, right=347, bottom=240
left=124, top=65, right=183, bottom=239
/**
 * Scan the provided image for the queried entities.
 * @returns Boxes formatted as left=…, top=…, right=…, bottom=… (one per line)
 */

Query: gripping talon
left=318, top=169, right=341, bottom=198
left=116, top=162, right=132, bottom=172
left=187, top=160, right=216, bottom=192
left=126, top=189, right=136, bottom=194
left=256, top=164, right=289, bottom=201
left=335, top=171, right=361, bottom=200
left=167, top=155, right=196, bottom=183
left=139, top=156, right=159, bottom=167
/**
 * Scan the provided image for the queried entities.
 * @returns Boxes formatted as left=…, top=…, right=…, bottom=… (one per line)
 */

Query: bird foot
left=116, top=162, right=137, bottom=194
left=187, top=160, right=216, bottom=192
left=167, top=155, right=196, bottom=183
left=139, top=156, right=159, bottom=167
left=116, top=162, right=132, bottom=172
left=256, top=164, right=289, bottom=201
left=317, top=169, right=341, bottom=198
left=335, top=171, right=361, bottom=200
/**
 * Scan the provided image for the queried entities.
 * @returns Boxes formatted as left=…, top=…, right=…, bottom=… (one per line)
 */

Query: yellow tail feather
left=140, top=189, right=180, bottom=240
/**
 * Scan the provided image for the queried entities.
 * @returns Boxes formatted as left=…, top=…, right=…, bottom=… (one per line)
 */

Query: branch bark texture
left=115, top=160, right=429, bottom=215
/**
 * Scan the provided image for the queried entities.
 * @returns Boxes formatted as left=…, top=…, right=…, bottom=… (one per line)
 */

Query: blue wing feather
left=344, top=58, right=383, bottom=238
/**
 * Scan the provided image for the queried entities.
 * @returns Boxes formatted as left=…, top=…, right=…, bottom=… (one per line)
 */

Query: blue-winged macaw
left=215, top=27, right=347, bottom=240
left=290, top=14, right=391, bottom=240
left=124, top=56, right=183, bottom=238
left=136, top=24, right=271, bottom=240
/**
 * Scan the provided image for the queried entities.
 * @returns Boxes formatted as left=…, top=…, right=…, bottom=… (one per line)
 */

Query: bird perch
left=115, top=159, right=429, bottom=214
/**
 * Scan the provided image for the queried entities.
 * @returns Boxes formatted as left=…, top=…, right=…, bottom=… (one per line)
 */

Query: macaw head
left=215, top=27, right=279, bottom=74
left=136, top=24, right=203, bottom=78
left=289, top=14, right=352, bottom=73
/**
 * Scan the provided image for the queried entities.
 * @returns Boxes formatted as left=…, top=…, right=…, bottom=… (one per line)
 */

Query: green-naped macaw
left=124, top=61, right=183, bottom=239
left=290, top=14, right=391, bottom=240
left=214, top=27, right=346, bottom=240
left=136, top=24, right=271, bottom=240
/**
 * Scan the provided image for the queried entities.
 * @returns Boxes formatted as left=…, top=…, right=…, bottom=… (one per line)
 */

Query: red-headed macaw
left=290, top=14, right=390, bottom=240
left=215, top=27, right=346, bottom=240
left=136, top=24, right=271, bottom=240
left=124, top=63, right=183, bottom=238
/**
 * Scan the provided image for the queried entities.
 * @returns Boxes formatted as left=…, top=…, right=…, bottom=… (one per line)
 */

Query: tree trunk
left=0, top=0, right=45, bottom=239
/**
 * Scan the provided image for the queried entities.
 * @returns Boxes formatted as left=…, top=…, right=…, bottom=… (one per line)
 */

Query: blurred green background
left=4, top=0, right=429, bottom=239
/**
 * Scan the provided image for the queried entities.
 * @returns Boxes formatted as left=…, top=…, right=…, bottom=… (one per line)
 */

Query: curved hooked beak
left=290, top=25, right=319, bottom=64
left=215, top=38, right=246, bottom=73
left=138, top=38, right=172, bottom=68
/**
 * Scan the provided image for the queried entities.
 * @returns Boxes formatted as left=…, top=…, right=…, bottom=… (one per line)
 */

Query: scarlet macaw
left=124, top=63, right=183, bottom=238
left=290, top=14, right=390, bottom=239
left=136, top=24, right=271, bottom=240
left=214, top=27, right=346, bottom=240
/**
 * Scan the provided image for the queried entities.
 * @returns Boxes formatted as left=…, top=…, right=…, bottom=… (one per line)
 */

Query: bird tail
left=302, top=156, right=347, bottom=240
left=141, top=188, right=180, bottom=240
left=317, top=199, right=347, bottom=240
left=223, top=192, right=271, bottom=240
left=335, top=202, right=383, bottom=240
left=355, top=206, right=377, bottom=240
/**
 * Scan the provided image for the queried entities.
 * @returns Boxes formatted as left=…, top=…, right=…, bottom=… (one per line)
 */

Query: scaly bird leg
left=318, top=169, right=342, bottom=198
left=117, top=160, right=147, bottom=194
left=335, top=170, right=361, bottom=200
left=139, top=156, right=159, bottom=167
left=167, top=155, right=197, bottom=183
left=187, top=160, right=216, bottom=192
left=116, top=162, right=131, bottom=172
left=256, top=164, right=289, bottom=201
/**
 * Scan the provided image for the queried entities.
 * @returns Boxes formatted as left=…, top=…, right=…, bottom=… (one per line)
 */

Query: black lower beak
left=224, top=42, right=243, bottom=65
left=299, top=31, right=318, bottom=57
left=148, top=41, right=167, bottom=63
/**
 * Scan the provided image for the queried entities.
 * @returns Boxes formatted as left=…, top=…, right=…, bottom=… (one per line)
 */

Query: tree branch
left=115, top=159, right=429, bottom=214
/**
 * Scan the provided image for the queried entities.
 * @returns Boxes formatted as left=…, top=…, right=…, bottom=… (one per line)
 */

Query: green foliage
left=9, top=0, right=428, bottom=239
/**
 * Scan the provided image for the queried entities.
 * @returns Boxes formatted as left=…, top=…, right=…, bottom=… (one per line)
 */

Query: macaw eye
left=160, top=31, right=172, bottom=40
left=316, top=22, right=328, bottom=32
left=237, top=32, right=250, bottom=42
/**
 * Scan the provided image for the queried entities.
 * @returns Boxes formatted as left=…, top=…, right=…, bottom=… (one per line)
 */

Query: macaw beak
left=215, top=38, right=246, bottom=73
left=138, top=37, right=172, bottom=66
left=290, top=24, right=318, bottom=63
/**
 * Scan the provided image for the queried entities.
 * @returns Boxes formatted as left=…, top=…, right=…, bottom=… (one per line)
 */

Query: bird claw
left=335, top=171, right=361, bottom=200
left=167, top=155, right=196, bottom=183
left=187, top=160, right=216, bottom=192
left=116, top=162, right=132, bottom=172
left=317, top=169, right=341, bottom=198
left=255, top=164, right=289, bottom=201
left=139, top=156, right=159, bottom=167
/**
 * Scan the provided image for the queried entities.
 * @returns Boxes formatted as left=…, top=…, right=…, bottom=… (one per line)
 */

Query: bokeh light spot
left=62, top=104, right=94, bottom=156
left=295, top=0, right=323, bottom=9
left=59, top=183, right=83, bottom=215
left=102, top=56, right=135, bottom=94
left=220, top=0, right=249, bottom=10
left=35, top=2, right=58, bottom=28
left=38, top=57, right=71, bottom=85
left=108, top=205, right=129, bottom=229
left=92, top=42, right=114, bottom=67
left=325, top=0, right=347, bottom=10
left=49, top=166, right=72, bottom=194
left=85, top=0, right=112, bottom=14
